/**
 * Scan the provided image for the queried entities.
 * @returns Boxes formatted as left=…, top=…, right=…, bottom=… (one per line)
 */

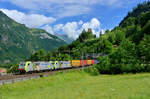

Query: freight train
left=18, top=60, right=99, bottom=73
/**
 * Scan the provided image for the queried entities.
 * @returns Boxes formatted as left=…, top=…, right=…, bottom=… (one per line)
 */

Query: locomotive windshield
left=19, top=62, right=26, bottom=67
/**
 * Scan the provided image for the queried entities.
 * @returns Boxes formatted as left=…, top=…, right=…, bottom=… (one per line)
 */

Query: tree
left=38, top=49, right=46, bottom=61
left=105, top=29, right=110, bottom=34
left=29, top=49, right=46, bottom=61
left=99, top=30, right=103, bottom=37
left=77, top=28, right=95, bottom=42
left=142, top=20, right=150, bottom=34
left=45, top=51, right=52, bottom=61
left=139, top=35, right=150, bottom=63
left=110, top=39, right=138, bottom=64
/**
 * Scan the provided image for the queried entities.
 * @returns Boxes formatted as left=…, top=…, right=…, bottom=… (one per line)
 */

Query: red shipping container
left=80, top=60, right=87, bottom=66
left=91, top=60, right=95, bottom=64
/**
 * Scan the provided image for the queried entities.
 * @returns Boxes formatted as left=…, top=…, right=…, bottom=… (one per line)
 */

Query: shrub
left=96, top=56, right=111, bottom=74
left=84, top=66, right=99, bottom=76
left=91, top=39, right=148, bottom=74
left=7, top=64, right=19, bottom=73
left=40, top=73, right=44, bottom=77
left=145, top=64, right=150, bottom=72
left=121, top=64, right=132, bottom=73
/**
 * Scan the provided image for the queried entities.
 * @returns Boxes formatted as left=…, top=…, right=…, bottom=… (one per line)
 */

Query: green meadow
left=1, top=70, right=150, bottom=99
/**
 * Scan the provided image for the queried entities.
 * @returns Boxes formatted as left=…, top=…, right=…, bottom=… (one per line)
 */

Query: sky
left=0, top=0, right=148, bottom=40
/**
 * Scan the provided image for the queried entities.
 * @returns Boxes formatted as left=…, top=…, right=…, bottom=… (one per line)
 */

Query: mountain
left=55, top=34, right=73, bottom=44
left=120, top=1, right=150, bottom=27
left=0, top=11, right=66, bottom=64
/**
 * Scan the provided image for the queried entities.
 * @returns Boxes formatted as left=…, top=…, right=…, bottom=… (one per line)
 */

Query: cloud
left=52, top=18, right=103, bottom=39
left=78, top=20, right=83, bottom=25
left=82, top=18, right=101, bottom=37
left=54, top=24, right=64, bottom=32
left=42, top=25, right=54, bottom=35
left=1, top=0, right=133, bottom=18
left=62, top=22, right=79, bottom=39
left=82, top=18, right=100, bottom=30
left=55, top=5, right=91, bottom=18
left=0, top=9, right=56, bottom=28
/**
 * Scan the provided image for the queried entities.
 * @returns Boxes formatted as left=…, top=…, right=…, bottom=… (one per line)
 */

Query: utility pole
left=93, top=48, right=94, bottom=59
left=50, top=53, right=51, bottom=61
left=58, top=51, right=60, bottom=60
left=82, top=51, right=84, bottom=71
left=69, top=48, right=71, bottom=61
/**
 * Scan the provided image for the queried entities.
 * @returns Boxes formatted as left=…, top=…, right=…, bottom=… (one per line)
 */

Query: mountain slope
left=120, top=1, right=150, bottom=27
left=55, top=34, right=73, bottom=44
left=0, top=11, right=66, bottom=64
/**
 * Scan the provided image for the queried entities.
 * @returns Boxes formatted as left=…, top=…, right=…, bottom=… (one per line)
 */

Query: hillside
left=0, top=11, right=66, bottom=65
left=120, top=1, right=150, bottom=27
left=29, top=1, right=150, bottom=74
left=55, top=34, right=73, bottom=44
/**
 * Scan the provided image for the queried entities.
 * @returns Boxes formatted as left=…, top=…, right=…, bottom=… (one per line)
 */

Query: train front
left=18, top=62, right=26, bottom=73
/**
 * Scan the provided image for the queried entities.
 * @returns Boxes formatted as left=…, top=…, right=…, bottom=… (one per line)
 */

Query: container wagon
left=87, top=60, right=92, bottom=65
left=80, top=60, right=87, bottom=66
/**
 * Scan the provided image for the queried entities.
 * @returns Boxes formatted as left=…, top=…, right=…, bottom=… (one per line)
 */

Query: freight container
left=80, top=60, right=87, bottom=66
left=95, top=59, right=99, bottom=64
left=91, top=60, right=95, bottom=64
left=87, top=60, right=92, bottom=65
left=71, top=60, right=81, bottom=67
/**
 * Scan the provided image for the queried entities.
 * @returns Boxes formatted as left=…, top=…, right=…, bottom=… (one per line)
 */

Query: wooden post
left=82, top=51, right=84, bottom=71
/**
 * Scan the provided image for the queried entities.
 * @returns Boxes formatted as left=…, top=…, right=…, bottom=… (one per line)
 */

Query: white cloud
left=42, top=25, right=54, bottom=35
left=2, top=0, right=132, bottom=18
left=55, top=5, right=90, bottom=18
left=62, top=22, right=79, bottom=39
left=82, top=18, right=100, bottom=30
left=52, top=18, right=103, bottom=39
left=54, top=24, right=64, bottom=32
left=79, top=20, right=83, bottom=25
left=82, top=18, right=101, bottom=37
left=0, top=9, right=56, bottom=28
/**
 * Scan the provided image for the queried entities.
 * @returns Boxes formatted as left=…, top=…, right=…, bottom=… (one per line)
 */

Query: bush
left=145, top=64, right=150, bottom=72
left=95, top=63, right=146, bottom=74
left=96, top=56, right=111, bottom=74
left=7, top=64, right=19, bottom=73
left=131, top=63, right=145, bottom=73
left=40, top=73, right=44, bottom=77
left=91, top=39, right=148, bottom=74
left=110, top=64, right=122, bottom=74
left=121, top=64, right=132, bottom=73
left=84, top=66, right=99, bottom=76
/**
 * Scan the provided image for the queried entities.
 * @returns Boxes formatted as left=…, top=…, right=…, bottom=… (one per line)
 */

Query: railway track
left=0, top=66, right=92, bottom=85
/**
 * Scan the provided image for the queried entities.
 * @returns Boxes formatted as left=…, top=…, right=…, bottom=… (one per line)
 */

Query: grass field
left=0, top=70, right=150, bottom=99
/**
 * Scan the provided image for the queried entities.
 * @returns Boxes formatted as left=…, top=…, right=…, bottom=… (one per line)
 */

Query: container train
left=18, top=60, right=99, bottom=73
